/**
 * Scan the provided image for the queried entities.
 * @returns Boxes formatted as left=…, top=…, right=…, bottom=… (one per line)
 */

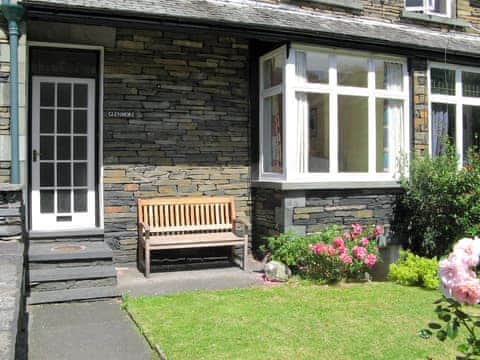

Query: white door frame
left=31, top=76, right=96, bottom=230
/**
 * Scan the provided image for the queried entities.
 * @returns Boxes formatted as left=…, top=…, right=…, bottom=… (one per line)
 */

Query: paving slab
left=28, top=300, right=152, bottom=360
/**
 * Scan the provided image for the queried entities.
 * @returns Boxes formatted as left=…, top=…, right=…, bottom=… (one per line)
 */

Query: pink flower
left=364, top=254, right=377, bottom=267
left=340, top=253, right=353, bottom=264
left=333, top=237, right=345, bottom=248
left=439, top=257, right=473, bottom=289
left=452, top=238, right=480, bottom=267
left=451, top=279, right=480, bottom=305
left=337, top=245, right=347, bottom=255
left=310, top=243, right=325, bottom=255
left=373, top=225, right=383, bottom=237
left=324, top=245, right=336, bottom=257
left=343, top=232, right=352, bottom=240
left=351, top=223, right=363, bottom=237
left=360, top=238, right=369, bottom=247
left=352, top=246, right=367, bottom=260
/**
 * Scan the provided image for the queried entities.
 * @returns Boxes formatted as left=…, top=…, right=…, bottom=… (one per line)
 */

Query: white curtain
left=432, top=106, right=449, bottom=156
left=384, top=63, right=404, bottom=172
left=296, top=51, right=308, bottom=173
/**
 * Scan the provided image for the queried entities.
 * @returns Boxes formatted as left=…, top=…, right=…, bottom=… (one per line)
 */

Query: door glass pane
left=40, top=83, right=55, bottom=106
left=462, top=72, right=480, bottom=98
left=296, top=51, right=329, bottom=84
left=431, top=68, right=455, bottom=95
left=40, top=136, right=54, bottom=160
left=338, top=95, right=368, bottom=172
left=463, top=105, right=480, bottom=158
left=431, top=103, right=456, bottom=156
left=57, top=190, right=71, bottom=213
left=74, top=84, right=88, bottom=107
left=57, top=136, right=71, bottom=160
left=57, top=110, right=71, bottom=133
left=376, top=99, right=404, bottom=173
left=40, top=163, right=54, bottom=187
left=73, top=110, right=87, bottom=133
left=74, top=163, right=87, bottom=186
left=57, top=163, right=71, bottom=187
left=337, top=55, right=368, bottom=87
left=40, top=190, right=54, bottom=213
left=74, top=137, right=87, bottom=160
left=57, top=83, right=71, bottom=107
left=74, top=190, right=88, bottom=212
left=263, top=54, right=283, bottom=89
left=375, top=61, right=403, bottom=91
left=305, top=93, right=329, bottom=172
left=262, top=95, right=283, bottom=173
left=40, top=109, right=54, bottom=133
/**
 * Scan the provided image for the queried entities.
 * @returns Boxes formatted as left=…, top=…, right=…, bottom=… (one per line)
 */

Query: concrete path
left=27, top=300, right=152, bottom=360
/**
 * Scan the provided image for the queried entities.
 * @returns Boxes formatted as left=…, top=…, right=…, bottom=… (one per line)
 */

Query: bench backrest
left=137, top=196, right=236, bottom=234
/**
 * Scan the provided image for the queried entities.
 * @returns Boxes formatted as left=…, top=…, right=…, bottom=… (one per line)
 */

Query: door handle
left=33, top=149, right=39, bottom=162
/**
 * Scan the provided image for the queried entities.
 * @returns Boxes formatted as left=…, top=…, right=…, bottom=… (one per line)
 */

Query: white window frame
left=428, top=62, right=480, bottom=165
left=405, top=0, right=452, bottom=18
left=258, top=44, right=410, bottom=183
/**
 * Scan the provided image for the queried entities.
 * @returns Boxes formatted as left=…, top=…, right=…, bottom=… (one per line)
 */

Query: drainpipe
left=2, top=1, right=23, bottom=184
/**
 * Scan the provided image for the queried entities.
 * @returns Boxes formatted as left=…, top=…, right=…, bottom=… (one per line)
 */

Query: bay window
left=429, top=64, right=480, bottom=163
left=259, top=45, right=409, bottom=183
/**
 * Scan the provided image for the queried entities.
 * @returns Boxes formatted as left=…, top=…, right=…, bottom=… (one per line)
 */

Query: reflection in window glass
left=376, top=99, right=404, bottom=173
left=338, top=95, right=368, bottom=172
left=463, top=105, right=480, bottom=157
left=431, top=103, right=456, bottom=156
left=263, top=54, right=283, bottom=89
left=431, top=68, right=455, bottom=95
left=263, top=95, right=283, bottom=173
left=462, top=72, right=480, bottom=98
left=337, top=55, right=368, bottom=87
left=296, top=51, right=329, bottom=84
left=375, top=61, right=403, bottom=91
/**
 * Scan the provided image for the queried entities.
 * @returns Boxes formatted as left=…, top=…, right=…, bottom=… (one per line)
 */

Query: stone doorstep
left=29, top=265, right=117, bottom=283
left=28, top=242, right=113, bottom=262
left=27, top=286, right=121, bottom=305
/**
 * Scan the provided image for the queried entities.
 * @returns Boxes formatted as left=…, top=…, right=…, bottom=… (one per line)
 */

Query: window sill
left=252, top=180, right=402, bottom=191
left=306, top=0, right=363, bottom=11
left=400, top=10, right=469, bottom=28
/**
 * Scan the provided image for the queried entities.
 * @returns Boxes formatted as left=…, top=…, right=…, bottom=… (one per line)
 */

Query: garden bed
left=124, top=282, right=460, bottom=359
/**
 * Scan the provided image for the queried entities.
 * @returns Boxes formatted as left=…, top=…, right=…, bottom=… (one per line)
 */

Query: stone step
left=27, top=286, right=121, bottom=305
left=29, top=265, right=117, bottom=283
left=28, top=241, right=113, bottom=263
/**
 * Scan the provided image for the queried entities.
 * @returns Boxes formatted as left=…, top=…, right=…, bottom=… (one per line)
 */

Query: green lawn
left=125, top=282, right=461, bottom=360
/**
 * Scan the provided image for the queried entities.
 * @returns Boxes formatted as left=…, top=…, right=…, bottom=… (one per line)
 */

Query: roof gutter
left=2, top=1, right=24, bottom=184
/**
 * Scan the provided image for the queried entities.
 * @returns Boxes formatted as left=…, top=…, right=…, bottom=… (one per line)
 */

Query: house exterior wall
left=102, top=28, right=251, bottom=263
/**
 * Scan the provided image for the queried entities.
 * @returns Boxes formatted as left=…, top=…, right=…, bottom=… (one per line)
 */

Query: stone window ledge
left=306, top=0, right=363, bottom=11
left=400, top=10, right=470, bottom=28
left=252, top=180, right=402, bottom=191
left=0, top=183, right=24, bottom=192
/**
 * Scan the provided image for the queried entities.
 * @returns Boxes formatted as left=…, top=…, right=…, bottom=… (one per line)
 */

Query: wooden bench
left=137, top=196, right=248, bottom=277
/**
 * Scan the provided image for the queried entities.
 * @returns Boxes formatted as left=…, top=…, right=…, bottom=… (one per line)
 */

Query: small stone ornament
left=264, top=260, right=291, bottom=282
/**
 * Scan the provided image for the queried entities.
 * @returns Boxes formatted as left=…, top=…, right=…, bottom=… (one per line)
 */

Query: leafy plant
left=397, top=144, right=480, bottom=258
left=388, top=250, right=439, bottom=290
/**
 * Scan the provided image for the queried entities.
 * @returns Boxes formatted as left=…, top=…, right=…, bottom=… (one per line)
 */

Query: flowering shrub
left=388, top=251, right=439, bottom=290
left=306, top=224, right=382, bottom=283
left=420, top=238, right=480, bottom=358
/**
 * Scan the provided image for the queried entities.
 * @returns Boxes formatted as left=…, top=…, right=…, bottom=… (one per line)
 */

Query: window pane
left=376, top=99, right=404, bottom=173
left=74, top=84, right=88, bottom=107
left=431, top=68, right=455, bottom=95
left=74, top=110, right=88, bottom=134
left=406, top=0, right=423, bottom=6
left=337, top=55, right=368, bottom=87
left=57, top=163, right=71, bottom=187
left=57, top=190, right=71, bottom=213
left=463, top=105, right=480, bottom=157
left=57, top=83, right=71, bottom=107
left=431, top=103, right=455, bottom=156
left=74, top=163, right=87, bottom=186
left=296, top=51, right=329, bottom=84
left=40, top=163, right=54, bottom=187
left=57, top=110, right=71, bottom=134
left=306, top=93, right=329, bottom=172
left=263, top=95, right=283, bottom=173
left=40, top=109, right=54, bottom=133
left=263, top=54, right=283, bottom=89
left=338, top=95, right=368, bottom=172
left=74, top=137, right=87, bottom=160
left=74, top=190, right=88, bottom=212
left=40, top=191, right=54, bottom=214
left=429, top=0, right=448, bottom=15
left=57, top=136, right=71, bottom=160
left=40, top=83, right=55, bottom=107
left=375, top=61, right=403, bottom=91
left=462, top=72, right=480, bottom=97
left=40, top=136, right=54, bottom=161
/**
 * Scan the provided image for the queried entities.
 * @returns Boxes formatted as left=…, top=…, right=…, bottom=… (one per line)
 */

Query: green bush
left=397, top=144, right=480, bottom=258
left=388, top=251, right=439, bottom=290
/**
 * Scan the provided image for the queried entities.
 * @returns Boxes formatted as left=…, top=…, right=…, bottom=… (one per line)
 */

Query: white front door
left=31, top=76, right=96, bottom=231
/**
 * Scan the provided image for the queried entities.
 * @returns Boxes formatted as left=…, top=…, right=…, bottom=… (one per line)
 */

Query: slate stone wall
left=412, top=58, right=429, bottom=156
left=102, top=28, right=250, bottom=263
left=0, top=186, right=23, bottom=242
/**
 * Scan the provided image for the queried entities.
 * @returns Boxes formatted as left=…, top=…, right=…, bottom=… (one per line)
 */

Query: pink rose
left=352, top=246, right=367, bottom=260
left=351, top=223, right=363, bottom=237
left=451, top=279, right=480, bottom=305
left=324, top=245, right=336, bottom=257
left=339, top=253, right=353, bottom=264
left=333, top=237, right=345, bottom=248
left=310, top=243, right=325, bottom=255
left=337, top=245, right=347, bottom=255
left=373, top=225, right=383, bottom=237
left=360, top=238, right=369, bottom=247
left=343, top=232, right=352, bottom=240
left=364, top=254, right=377, bottom=267
left=452, top=238, right=480, bottom=267
left=439, top=257, right=473, bottom=289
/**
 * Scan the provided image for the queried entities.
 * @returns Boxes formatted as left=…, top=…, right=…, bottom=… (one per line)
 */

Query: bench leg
left=145, top=246, right=150, bottom=278
left=243, top=235, right=248, bottom=271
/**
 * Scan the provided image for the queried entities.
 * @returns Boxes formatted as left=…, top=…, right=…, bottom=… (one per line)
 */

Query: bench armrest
left=233, top=219, right=248, bottom=237
left=138, top=221, right=150, bottom=238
